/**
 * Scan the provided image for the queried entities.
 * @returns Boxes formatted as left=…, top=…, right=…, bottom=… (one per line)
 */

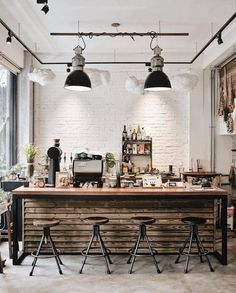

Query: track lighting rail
left=50, top=32, right=189, bottom=37
left=0, top=12, right=235, bottom=66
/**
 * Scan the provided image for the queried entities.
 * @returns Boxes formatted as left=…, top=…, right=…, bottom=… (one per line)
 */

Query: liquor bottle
left=137, top=124, right=142, bottom=140
left=63, top=152, right=67, bottom=171
left=122, top=125, right=128, bottom=141
left=132, top=129, right=137, bottom=140
left=128, top=129, right=132, bottom=140
left=141, top=127, right=146, bottom=140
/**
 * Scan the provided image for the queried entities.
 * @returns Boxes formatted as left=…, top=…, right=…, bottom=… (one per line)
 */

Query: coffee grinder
left=47, top=139, right=62, bottom=186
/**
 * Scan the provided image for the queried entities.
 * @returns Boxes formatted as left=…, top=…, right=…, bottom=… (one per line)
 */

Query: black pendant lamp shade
left=144, top=70, right=171, bottom=91
left=64, top=45, right=91, bottom=91
left=64, top=70, right=91, bottom=91
left=144, top=45, right=171, bottom=91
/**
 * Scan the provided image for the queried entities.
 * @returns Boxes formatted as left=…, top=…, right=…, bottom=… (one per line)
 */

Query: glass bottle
left=141, top=127, right=146, bottom=140
left=122, top=125, right=128, bottom=141
left=137, top=124, right=142, bottom=140
left=63, top=152, right=67, bottom=171
left=132, top=129, right=137, bottom=140
left=128, top=129, right=132, bottom=140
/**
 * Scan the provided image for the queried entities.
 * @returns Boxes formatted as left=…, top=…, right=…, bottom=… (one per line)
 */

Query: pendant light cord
left=77, top=20, right=86, bottom=50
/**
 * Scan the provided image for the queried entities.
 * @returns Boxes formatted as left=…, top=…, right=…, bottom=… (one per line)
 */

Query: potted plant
left=105, top=152, right=116, bottom=174
left=23, top=144, right=38, bottom=178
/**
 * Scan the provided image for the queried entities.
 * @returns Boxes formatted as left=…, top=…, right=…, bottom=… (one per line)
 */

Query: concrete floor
left=1, top=236, right=236, bottom=293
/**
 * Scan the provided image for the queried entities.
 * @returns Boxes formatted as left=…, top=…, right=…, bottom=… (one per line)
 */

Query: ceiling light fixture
left=217, top=32, right=223, bottom=45
left=41, top=3, right=49, bottom=14
left=6, top=30, right=12, bottom=44
left=144, top=45, right=171, bottom=91
left=37, top=0, right=49, bottom=14
left=64, top=45, right=91, bottom=91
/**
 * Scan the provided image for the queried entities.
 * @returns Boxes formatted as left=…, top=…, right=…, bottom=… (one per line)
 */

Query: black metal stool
left=175, top=217, right=214, bottom=273
left=127, top=216, right=161, bottom=274
left=79, top=216, right=112, bottom=274
left=29, top=219, right=63, bottom=276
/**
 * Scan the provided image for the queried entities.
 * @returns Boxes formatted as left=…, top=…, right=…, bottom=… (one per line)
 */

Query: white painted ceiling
left=0, top=0, right=235, bottom=63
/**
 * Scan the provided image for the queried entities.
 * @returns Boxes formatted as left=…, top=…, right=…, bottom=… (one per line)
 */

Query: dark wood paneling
left=23, top=199, right=216, bottom=254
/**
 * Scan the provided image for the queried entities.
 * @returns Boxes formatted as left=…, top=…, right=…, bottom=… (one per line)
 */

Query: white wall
left=34, top=65, right=190, bottom=173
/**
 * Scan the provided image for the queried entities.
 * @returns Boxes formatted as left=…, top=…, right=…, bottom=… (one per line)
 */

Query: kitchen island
left=12, top=186, right=227, bottom=265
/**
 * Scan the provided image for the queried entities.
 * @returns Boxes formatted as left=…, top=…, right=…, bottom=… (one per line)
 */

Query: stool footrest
left=128, top=248, right=158, bottom=257
left=81, top=247, right=111, bottom=258
left=180, top=249, right=209, bottom=257
left=31, top=249, right=60, bottom=259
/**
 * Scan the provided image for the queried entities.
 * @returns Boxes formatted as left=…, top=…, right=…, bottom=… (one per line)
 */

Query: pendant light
left=64, top=45, right=91, bottom=91
left=144, top=45, right=171, bottom=91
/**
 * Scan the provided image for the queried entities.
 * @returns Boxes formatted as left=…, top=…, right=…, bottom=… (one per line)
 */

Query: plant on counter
left=23, top=143, right=38, bottom=162
left=23, top=144, right=39, bottom=178
left=105, top=152, right=116, bottom=169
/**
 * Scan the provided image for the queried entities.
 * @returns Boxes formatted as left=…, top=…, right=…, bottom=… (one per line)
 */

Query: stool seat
left=33, top=219, right=60, bottom=228
left=181, top=217, right=206, bottom=225
left=82, top=216, right=109, bottom=225
left=131, top=216, right=155, bottom=225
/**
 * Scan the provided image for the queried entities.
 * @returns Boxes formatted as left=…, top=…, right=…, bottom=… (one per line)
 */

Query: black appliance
left=47, top=139, right=62, bottom=186
left=73, top=152, right=103, bottom=187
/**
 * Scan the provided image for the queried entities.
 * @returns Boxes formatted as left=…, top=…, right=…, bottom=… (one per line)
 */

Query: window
left=0, top=65, right=17, bottom=176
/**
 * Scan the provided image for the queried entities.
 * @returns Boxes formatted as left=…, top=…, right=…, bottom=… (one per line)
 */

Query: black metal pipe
left=0, top=12, right=235, bottom=66
left=0, top=18, right=43, bottom=64
left=190, top=12, right=236, bottom=64
left=50, top=32, right=189, bottom=37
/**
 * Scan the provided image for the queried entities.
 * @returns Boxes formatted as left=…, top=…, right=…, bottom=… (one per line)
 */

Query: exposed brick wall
left=34, top=69, right=189, bottom=173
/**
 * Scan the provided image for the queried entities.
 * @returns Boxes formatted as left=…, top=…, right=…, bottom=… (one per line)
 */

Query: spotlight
left=217, top=32, right=223, bottom=45
left=6, top=31, right=12, bottom=44
left=41, top=4, right=49, bottom=14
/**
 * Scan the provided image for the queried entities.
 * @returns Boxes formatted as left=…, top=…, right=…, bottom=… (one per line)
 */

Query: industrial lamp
left=64, top=45, right=91, bottom=91
left=144, top=45, right=171, bottom=91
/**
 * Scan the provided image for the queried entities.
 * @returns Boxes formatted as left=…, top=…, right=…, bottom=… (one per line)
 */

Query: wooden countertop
left=183, top=172, right=221, bottom=176
left=12, top=186, right=227, bottom=197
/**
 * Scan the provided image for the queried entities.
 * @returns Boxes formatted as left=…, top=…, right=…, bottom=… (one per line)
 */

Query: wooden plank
left=23, top=198, right=216, bottom=254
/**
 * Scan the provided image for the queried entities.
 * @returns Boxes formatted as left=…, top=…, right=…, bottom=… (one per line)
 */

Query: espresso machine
left=73, top=152, right=103, bottom=187
left=47, top=139, right=62, bottom=186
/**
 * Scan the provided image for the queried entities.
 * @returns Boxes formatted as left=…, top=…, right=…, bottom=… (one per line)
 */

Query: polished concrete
left=1, top=236, right=236, bottom=293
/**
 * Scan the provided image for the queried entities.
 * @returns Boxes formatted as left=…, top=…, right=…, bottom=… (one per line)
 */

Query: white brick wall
left=34, top=68, right=189, bottom=173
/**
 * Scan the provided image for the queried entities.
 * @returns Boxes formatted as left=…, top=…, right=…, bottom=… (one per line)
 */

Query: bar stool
left=175, top=217, right=214, bottom=273
left=79, top=216, right=112, bottom=274
left=127, top=216, right=161, bottom=274
left=29, top=219, right=63, bottom=276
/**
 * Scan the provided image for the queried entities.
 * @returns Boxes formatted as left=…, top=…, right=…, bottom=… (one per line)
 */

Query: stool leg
left=99, top=233, right=113, bottom=264
left=48, top=234, right=63, bottom=274
left=79, top=233, right=95, bottom=274
left=129, top=233, right=142, bottom=274
left=97, top=232, right=111, bottom=274
left=196, top=233, right=214, bottom=272
left=175, top=233, right=191, bottom=264
left=184, top=228, right=194, bottom=273
left=29, top=234, right=45, bottom=276
left=127, top=236, right=139, bottom=264
left=48, top=234, right=63, bottom=265
left=145, top=233, right=161, bottom=273
left=194, top=229, right=204, bottom=263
